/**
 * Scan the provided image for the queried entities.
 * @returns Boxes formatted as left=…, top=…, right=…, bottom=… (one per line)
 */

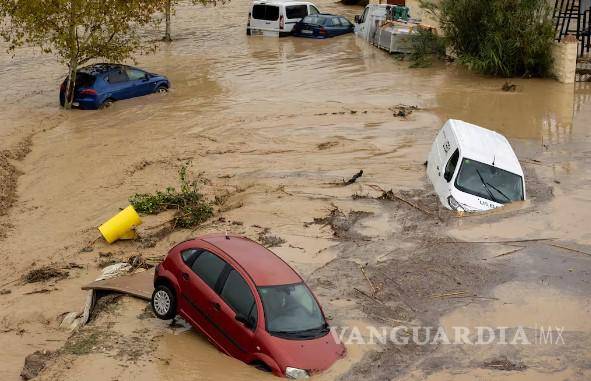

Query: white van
left=247, top=0, right=320, bottom=37
left=427, top=120, right=526, bottom=212
left=353, top=4, right=418, bottom=54
left=354, top=4, right=388, bottom=42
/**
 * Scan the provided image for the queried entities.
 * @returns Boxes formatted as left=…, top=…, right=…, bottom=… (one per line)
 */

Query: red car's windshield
left=258, top=283, right=328, bottom=339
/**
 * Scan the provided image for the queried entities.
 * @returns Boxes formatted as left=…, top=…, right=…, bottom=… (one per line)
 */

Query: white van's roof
left=446, top=119, right=523, bottom=177
left=252, top=0, right=314, bottom=5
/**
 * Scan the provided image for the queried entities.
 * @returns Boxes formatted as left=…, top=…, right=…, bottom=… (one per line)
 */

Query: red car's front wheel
left=151, top=284, right=177, bottom=320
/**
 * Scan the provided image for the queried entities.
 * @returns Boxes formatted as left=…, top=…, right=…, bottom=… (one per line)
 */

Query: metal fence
left=554, top=0, right=591, bottom=57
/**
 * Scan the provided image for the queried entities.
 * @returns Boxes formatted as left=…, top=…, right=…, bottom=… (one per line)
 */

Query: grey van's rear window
left=252, top=5, right=280, bottom=21
left=286, top=5, right=308, bottom=19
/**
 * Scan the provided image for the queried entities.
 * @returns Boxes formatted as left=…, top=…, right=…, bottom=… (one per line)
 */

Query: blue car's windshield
left=258, top=283, right=328, bottom=339
left=455, top=158, right=524, bottom=204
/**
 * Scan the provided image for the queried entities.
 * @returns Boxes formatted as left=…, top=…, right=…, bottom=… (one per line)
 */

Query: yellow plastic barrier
left=98, top=205, right=142, bottom=244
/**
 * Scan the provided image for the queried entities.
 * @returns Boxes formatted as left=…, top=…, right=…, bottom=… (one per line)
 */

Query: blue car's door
left=106, top=68, right=133, bottom=100
left=126, top=68, right=153, bottom=97
left=339, top=17, right=354, bottom=35
left=327, top=17, right=347, bottom=36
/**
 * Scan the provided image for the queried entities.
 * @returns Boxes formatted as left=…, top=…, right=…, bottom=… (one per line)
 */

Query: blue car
left=292, top=14, right=354, bottom=38
left=59, top=63, right=170, bottom=110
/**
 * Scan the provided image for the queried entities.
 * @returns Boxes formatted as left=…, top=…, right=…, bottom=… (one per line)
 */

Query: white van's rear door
left=284, top=4, right=309, bottom=32
left=250, top=4, right=281, bottom=36
left=354, top=6, right=370, bottom=39
left=427, top=126, right=453, bottom=206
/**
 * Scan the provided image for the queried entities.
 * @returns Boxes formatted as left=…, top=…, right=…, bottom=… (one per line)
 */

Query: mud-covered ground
left=1, top=1, right=591, bottom=380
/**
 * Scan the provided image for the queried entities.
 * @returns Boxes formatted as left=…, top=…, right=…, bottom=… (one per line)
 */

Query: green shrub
left=421, top=0, right=555, bottom=77
left=130, top=164, right=213, bottom=228
left=409, top=27, right=447, bottom=68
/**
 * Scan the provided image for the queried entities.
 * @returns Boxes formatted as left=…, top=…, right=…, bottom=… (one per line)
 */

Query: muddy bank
left=0, top=135, right=33, bottom=237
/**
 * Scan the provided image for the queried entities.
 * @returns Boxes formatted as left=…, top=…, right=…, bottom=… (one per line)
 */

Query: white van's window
left=286, top=5, right=308, bottom=19
left=359, top=7, right=369, bottom=23
left=252, top=5, right=265, bottom=19
left=455, top=159, right=524, bottom=203
left=444, top=149, right=459, bottom=182
left=252, top=4, right=279, bottom=21
left=309, top=5, right=319, bottom=15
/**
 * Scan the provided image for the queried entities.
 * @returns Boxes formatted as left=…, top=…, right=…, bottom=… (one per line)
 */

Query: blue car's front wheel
left=155, top=85, right=168, bottom=94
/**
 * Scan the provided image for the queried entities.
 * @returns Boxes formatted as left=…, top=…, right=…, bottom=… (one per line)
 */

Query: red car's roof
left=196, top=234, right=302, bottom=287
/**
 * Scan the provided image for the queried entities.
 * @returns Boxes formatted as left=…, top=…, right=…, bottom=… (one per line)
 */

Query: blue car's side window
left=107, top=69, right=129, bottom=84
left=127, top=69, right=146, bottom=81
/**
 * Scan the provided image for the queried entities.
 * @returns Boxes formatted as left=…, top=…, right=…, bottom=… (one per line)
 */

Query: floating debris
left=502, top=81, right=517, bottom=92
left=22, top=266, right=68, bottom=284
left=483, top=357, right=527, bottom=371
left=390, top=104, right=419, bottom=118
left=258, top=228, right=286, bottom=248
left=343, top=170, right=364, bottom=185
left=21, top=350, right=55, bottom=380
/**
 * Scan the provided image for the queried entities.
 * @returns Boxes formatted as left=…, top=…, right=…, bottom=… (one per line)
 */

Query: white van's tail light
left=247, top=12, right=251, bottom=27
left=280, top=15, right=285, bottom=30
left=447, top=196, right=464, bottom=212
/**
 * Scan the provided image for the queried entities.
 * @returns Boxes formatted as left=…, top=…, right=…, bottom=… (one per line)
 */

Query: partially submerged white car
left=427, top=120, right=526, bottom=212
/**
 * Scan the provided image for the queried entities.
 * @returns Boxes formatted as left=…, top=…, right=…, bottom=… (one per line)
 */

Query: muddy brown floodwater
left=1, top=0, right=591, bottom=380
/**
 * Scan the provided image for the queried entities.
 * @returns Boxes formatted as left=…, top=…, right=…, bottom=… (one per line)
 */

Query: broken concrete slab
left=59, top=265, right=154, bottom=331
left=81, top=268, right=154, bottom=300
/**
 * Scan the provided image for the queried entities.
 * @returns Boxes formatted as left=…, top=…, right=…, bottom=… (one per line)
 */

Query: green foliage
left=422, top=0, right=555, bottom=77
left=130, top=164, right=213, bottom=229
left=0, top=0, right=165, bottom=108
left=409, top=27, right=446, bottom=68
left=63, top=328, right=110, bottom=355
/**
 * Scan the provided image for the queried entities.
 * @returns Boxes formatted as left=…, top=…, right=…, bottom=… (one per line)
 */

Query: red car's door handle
left=181, top=272, right=189, bottom=281
left=212, top=302, right=221, bottom=311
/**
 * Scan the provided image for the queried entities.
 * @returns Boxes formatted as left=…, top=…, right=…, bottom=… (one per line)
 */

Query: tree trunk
left=164, top=0, right=172, bottom=42
left=65, top=1, right=78, bottom=110
left=65, top=57, right=78, bottom=110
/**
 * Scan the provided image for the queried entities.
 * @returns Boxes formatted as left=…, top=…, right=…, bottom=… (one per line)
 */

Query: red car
left=151, top=233, right=346, bottom=378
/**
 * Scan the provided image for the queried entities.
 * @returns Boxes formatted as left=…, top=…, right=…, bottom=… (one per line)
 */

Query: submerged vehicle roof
left=77, top=63, right=128, bottom=76
left=193, top=234, right=303, bottom=286
left=308, top=13, right=339, bottom=17
left=301, top=13, right=342, bottom=22
left=252, top=0, right=316, bottom=5
left=445, top=119, right=524, bottom=176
